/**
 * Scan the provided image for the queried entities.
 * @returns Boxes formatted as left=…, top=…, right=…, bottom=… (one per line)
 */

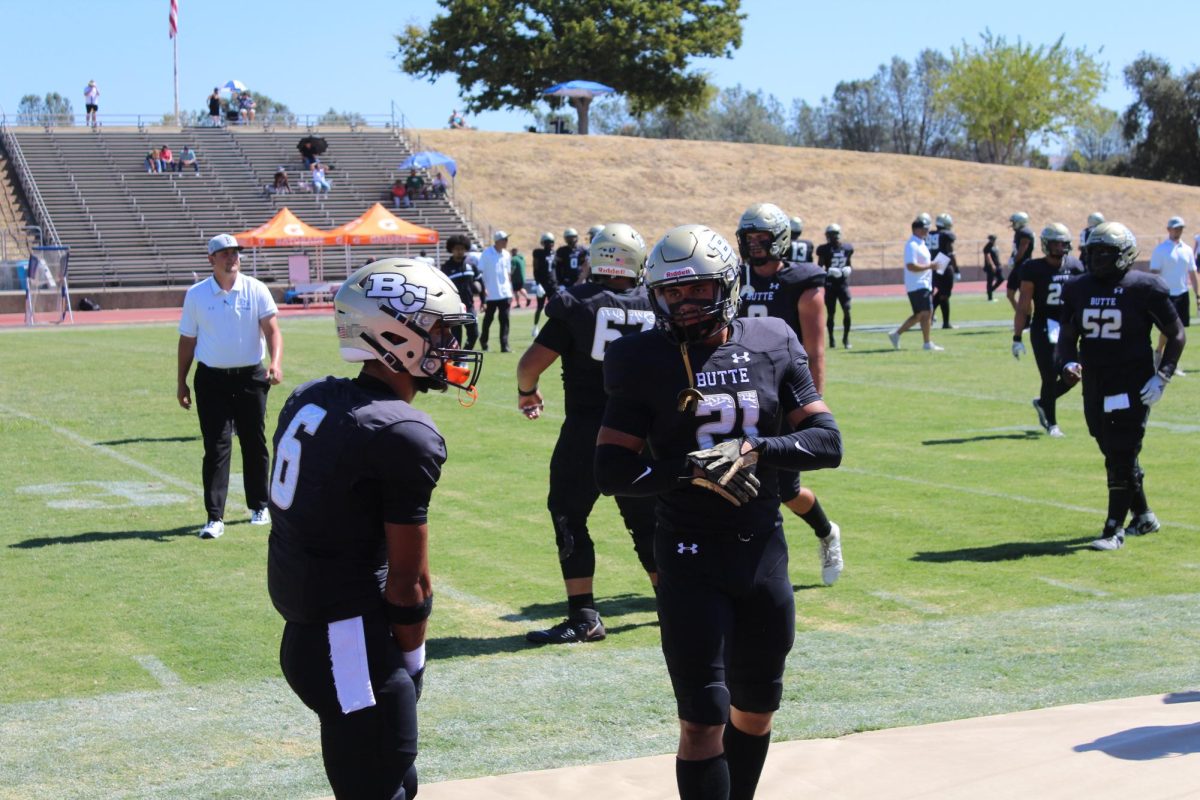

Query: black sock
left=1130, top=465, right=1149, bottom=516
left=676, top=754, right=730, bottom=800
left=723, top=725, right=771, bottom=800
left=567, top=593, right=595, bottom=616
left=800, top=498, right=832, bottom=538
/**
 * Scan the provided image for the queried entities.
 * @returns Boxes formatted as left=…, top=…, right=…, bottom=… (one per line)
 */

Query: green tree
left=396, top=0, right=744, bottom=134
left=1120, top=54, right=1200, bottom=185
left=16, top=92, right=74, bottom=127
left=1065, top=106, right=1126, bottom=174
left=317, top=108, right=367, bottom=127
left=937, top=31, right=1105, bottom=165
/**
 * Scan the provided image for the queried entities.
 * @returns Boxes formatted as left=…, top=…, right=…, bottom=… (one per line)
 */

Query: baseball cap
left=493, top=230, right=509, bottom=241
left=207, top=233, right=242, bottom=255
left=1168, top=216, right=1185, bottom=229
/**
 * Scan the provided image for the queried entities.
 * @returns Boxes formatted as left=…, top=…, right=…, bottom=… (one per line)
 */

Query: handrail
left=0, top=120, right=61, bottom=245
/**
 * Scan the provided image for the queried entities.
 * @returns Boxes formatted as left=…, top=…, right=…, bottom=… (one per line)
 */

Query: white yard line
left=1035, top=577, right=1111, bottom=597
left=868, top=591, right=944, bottom=615
left=133, top=655, right=183, bottom=687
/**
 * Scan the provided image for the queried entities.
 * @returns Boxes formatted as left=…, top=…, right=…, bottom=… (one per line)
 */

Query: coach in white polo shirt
left=177, top=233, right=283, bottom=539
left=1150, top=216, right=1198, bottom=375
left=888, top=217, right=943, bottom=351
left=478, top=229, right=514, bottom=352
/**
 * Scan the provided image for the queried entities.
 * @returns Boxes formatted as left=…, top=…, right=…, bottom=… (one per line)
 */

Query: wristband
left=385, top=593, right=433, bottom=625
left=518, top=386, right=538, bottom=397
left=402, top=643, right=426, bottom=676
left=1012, top=334, right=1022, bottom=343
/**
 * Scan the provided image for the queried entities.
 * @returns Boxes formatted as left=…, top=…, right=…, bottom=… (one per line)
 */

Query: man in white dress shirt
left=1150, top=216, right=1198, bottom=375
left=478, top=230, right=514, bottom=352
left=888, top=217, right=943, bottom=351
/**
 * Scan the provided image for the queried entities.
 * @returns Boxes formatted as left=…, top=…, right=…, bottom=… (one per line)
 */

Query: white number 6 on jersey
left=270, top=403, right=328, bottom=509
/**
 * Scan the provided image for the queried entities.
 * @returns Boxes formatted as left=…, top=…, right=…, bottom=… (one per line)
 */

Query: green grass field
left=2, top=293, right=1198, bottom=799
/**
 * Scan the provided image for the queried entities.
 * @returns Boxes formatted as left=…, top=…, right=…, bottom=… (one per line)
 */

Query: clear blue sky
left=2, top=1, right=1195, bottom=134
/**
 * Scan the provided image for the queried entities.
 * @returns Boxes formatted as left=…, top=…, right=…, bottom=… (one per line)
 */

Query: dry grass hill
left=419, top=129, right=1200, bottom=269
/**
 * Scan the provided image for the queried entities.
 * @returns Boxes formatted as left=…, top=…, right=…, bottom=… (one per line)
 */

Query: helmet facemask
left=652, top=274, right=740, bottom=344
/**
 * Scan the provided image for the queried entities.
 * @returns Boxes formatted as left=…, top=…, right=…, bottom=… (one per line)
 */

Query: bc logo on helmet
left=364, top=273, right=427, bottom=313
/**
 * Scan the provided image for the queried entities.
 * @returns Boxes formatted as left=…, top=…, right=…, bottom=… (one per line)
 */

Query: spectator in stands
left=84, top=80, right=100, bottom=127
left=511, top=247, right=530, bottom=307
left=208, top=89, right=222, bottom=127
left=431, top=173, right=448, bottom=198
left=391, top=179, right=408, bottom=209
left=178, top=146, right=199, bottom=174
left=298, top=138, right=320, bottom=167
left=448, top=109, right=467, bottom=129
left=311, top=161, right=331, bottom=195
left=405, top=170, right=425, bottom=203
left=268, top=167, right=290, bottom=195
left=238, top=92, right=256, bottom=125
left=159, top=145, right=174, bottom=173
left=146, top=147, right=162, bottom=173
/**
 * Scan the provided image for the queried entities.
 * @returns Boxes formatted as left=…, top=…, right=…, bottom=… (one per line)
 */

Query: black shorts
left=1171, top=293, right=1191, bottom=327
left=85, top=103, right=98, bottom=113
left=1081, top=373, right=1152, bottom=457
left=655, top=522, right=794, bottom=724
left=907, top=289, right=932, bottom=314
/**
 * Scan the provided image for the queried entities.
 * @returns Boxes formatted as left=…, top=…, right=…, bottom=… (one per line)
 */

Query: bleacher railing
left=0, top=119, right=61, bottom=247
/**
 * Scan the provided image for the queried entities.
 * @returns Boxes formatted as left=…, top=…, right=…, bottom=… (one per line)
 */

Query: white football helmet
left=1039, top=222, right=1072, bottom=256
left=789, top=216, right=804, bottom=236
left=1087, top=212, right=1105, bottom=228
left=589, top=222, right=647, bottom=280
left=335, top=258, right=483, bottom=391
left=587, top=224, right=605, bottom=242
left=936, top=213, right=953, bottom=230
left=737, top=203, right=791, bottom=266
left=1082, top=221, right=1138, bottom=281
left=645, top=225, right=741, bottom=343
left=1010, top=211, right=1030, bottom=230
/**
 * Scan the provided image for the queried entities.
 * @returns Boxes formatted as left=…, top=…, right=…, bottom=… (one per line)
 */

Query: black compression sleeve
left=747, top=412, right=843, bottom=472
left=594, top=444, right=689, bottom=497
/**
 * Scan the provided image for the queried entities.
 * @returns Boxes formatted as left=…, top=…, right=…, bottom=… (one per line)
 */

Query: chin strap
left=676, top=343, right=704, bottom=412
left=458, top=386, right=478, bottom=408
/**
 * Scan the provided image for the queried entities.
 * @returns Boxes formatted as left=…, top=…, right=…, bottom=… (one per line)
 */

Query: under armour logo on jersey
left=731, top=352, right=751, bottom=364
left=677, top=542, right=699, bottom=555
left=769, top=282, right=780, bottom=291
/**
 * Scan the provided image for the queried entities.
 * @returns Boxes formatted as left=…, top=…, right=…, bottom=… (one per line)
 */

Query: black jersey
left=554, top=244, right=589, bottom=287
left=602, top=317, right=820, bottom=536
left=536, top=282, right=654, bottom=414
left=790, top=238, right=815, bottom=263
left=1059, top=270, right=1178, bottom=372
left=1021, top=256, right=1085, bottom=324
left=267, top=374, right=447, bottom=625
left=1013, top=226, right=1035, bottom=266
left=532, top=246, right=557, bottom=293
left=926, top=229, right=956, bottom=261
left=737, top=261, right=825, bottom=343
left=816, top=242, right=854, bottom=282
left=983, top=243, right=1001, bottom=269
left=441, top=255, right=476, bottom=311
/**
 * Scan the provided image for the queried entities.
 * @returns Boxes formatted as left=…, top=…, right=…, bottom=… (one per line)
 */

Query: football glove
left=842, top=265, right=852, bottom=279
left=1140, top=373, right=1168, bottom=406
left=686, top=438, right=760, bottom=507
left=827, top=266, right=843, bottom=279
left=1012, top=340, right=1025, bottom=360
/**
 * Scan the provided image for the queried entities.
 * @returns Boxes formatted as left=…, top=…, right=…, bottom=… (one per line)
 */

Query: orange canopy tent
left=324, top=203, right=439, bottom=246
left=233, top=207, right=328, bottom=247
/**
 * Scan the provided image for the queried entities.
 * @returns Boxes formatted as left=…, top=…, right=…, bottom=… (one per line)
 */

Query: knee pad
left=552, top=514, right=595, bottom=579
left=1105, top=460, right=1136, bottom=491
left=680, top=681, right=731, bottom=726
left=778, top=472, right=801, bottom=504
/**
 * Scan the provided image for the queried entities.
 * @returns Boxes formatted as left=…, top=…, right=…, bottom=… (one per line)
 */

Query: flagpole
left=173, top=34, right=180, bottom=127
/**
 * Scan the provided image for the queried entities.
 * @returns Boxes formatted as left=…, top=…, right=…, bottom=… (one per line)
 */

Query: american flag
left=168, top=0, right=178, bottom=38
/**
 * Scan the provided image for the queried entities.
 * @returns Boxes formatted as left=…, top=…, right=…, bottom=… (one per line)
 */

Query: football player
left=267, top=259, right=483, bottom=799
left=1012, top=223, right=1085, bottom=437
left=1006, top=212, right=1036, bottom=312
left=788, top=216, right=815, bottom=263
left=817, top=223, right=854, bottom=350
left=554, top=227, right=590, bottom=287
left=928, top=212, right=960, bottom=329
left=735, top=202, right=843, bottom=586
left=587, top=224, right=606, bottom=243
left=517, top=223, right=658, bottom=644
left=982, top=234, right=1003, bottom=302
left=1080, top=211, right=1104, bottom=249
left=595, top=224, right=842, bottom=800
left=531, top=231, right=557, bottom=336
left=1056, top=222, right=1185, bottom=551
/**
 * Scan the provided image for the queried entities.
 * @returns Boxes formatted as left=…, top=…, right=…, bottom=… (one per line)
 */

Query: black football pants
left=1030, top=326, right=1075, bottom=427
left=194, top=363, right=270, bottom=521
left=480, top=300, right=510, bottom=350
left=824, top=281, right=851, bottom=343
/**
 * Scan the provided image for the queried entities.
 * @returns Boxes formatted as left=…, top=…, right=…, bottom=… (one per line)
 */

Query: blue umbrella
left=543, top=80, right=616, bottom=99
left=399, top=151, right=457, bottom=177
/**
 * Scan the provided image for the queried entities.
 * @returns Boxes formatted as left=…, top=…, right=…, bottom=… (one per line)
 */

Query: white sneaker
left=923, top=341, right=944, bottom=351
left=818, top=523, right=843, bottom=586
left=888, top=331, right=901, bottom=350
left=250, top=508, right=271, bottom=526
left=199, top=519, right=225, bottom=539
left=1175, top=368, right=1186, bottom=377
left=1048, top=425, right=1064, bottom=438
left=531, top=325, right=539, bottom=337
left=1089, top=530, right=1125, bottom=551
left=1125, top=512, right=1160, bottom=537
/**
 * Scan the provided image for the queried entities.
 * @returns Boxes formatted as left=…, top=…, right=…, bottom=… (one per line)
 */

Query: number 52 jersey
left=1059, top=270, right=1177, bottom=371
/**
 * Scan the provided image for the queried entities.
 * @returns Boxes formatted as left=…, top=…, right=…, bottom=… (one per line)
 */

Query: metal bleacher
left=4, top=125, right=477, bottom=288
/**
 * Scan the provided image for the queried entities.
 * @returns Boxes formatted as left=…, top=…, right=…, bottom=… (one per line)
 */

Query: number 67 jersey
left=267, top=374, right=447, bottom=625
left=1059, top=270, right=1177, bottom=372
left=602, top=316, right=821, bottom=536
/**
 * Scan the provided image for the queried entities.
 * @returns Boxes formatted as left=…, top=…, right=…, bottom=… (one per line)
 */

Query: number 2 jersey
left=602, top=317, right=820, bottom=536
left=737, top=261, right=826, bottom=343
left=535, top=282, right=654, bottom=415
left=267, top=374, right=447, bottom=625
left=1059, top=270, right=1178, bottom=375
left=1020, top=255, right=1085, bottom=326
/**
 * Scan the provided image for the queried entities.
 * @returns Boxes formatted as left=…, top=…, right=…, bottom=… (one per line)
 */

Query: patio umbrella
left=298, top=135, right=328, bottom=157
left=399, top=151, right=457, bottom=177
left=542, top=80, right=616, bottom=135
left=221, top=79, right=248, bottom=94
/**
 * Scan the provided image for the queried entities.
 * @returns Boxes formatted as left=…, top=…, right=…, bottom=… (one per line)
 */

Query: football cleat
left=1125, top=512, right=1160, bottom=537
left=526, top=609, right=606, bottom=645
left=199, top=519, right=224, bottom=540
left=888, top=331, right=901, bottom=350
left=819, top=523, right=844, bottom=586
left=531, top=324, right=539, bottom=337
left=1048, top=425, right=1065, bottom=438
left=1089, top=530, right=1125, bottom=551
left=923, top=341, right=944, bottom=351
left=1032, top=399, right=1051, bottom=432
left=250, top=508, right=271, bottom=526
